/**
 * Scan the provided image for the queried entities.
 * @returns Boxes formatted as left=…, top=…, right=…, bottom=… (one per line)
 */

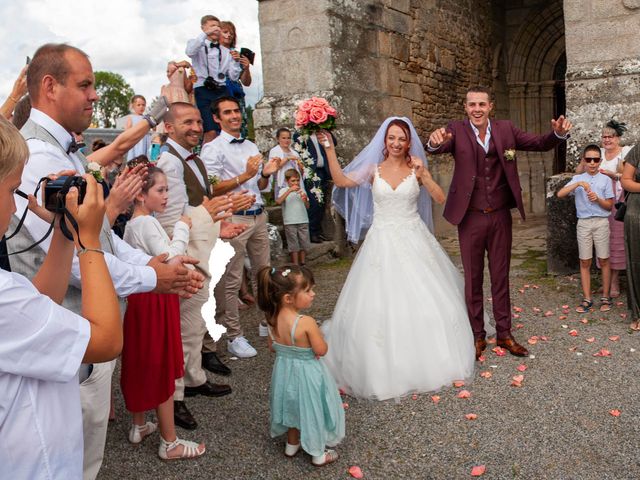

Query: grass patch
left=315, top=257, right=354, bottom=270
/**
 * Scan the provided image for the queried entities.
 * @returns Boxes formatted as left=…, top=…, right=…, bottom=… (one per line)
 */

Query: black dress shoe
left=202, top=352, right=232, bottom=376
left=174, top=400, right=197, bottom=430
left=184, top=380, right=232, bottom=398
left=310, top=235, right=323, bottom=244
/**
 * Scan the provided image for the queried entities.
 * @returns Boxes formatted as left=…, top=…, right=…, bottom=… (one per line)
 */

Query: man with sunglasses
left=558, top=144, right=615, bottom=313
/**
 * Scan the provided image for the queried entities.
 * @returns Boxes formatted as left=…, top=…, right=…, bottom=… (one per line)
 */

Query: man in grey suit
left=8, top=43, right=204, bottom=480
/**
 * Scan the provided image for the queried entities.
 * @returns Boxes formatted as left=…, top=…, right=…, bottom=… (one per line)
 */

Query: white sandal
left=312, top=449, right=339, bottom=466
left=158, top=436, right=206, bottom=460
left=128, top=422, right=157, bottom=444
left=284, top=442, right=301, bottom=457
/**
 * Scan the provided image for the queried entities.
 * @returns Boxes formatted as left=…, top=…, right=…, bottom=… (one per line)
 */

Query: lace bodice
left=371, top=168, right=421, bottom=228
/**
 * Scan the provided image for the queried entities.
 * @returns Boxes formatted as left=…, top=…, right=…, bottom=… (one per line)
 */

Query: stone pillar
left=546, top=173, right=579, bottom=275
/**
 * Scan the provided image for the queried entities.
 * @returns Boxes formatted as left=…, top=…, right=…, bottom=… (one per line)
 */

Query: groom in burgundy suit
left=427, top=86, right=572, bottom=359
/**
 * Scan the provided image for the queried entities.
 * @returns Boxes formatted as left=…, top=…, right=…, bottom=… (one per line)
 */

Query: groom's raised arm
left=426, top=123, right=455, bottom=154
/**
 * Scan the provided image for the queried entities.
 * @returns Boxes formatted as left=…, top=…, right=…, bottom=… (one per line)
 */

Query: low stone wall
left=546, top=173, right=579, bottom=275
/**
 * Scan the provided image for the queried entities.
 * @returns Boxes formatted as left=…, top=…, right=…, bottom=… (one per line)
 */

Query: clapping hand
left=220, top=221, right=248, bottom=239
left=428, top=127, right=453, bottom=148
left=245, top=154, right=262, bottom=177
left=202, top=195, right=233, bottom=223
left=228, top=190, right=256, bottom=211
left=551, top=115, right=572, bottom=137
left=263, top=156, right=283, bottom=176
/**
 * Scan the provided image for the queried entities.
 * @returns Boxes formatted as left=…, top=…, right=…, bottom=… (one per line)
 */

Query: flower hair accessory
left=281, top=269, right=291, bottom=277
left=504, top=149, right=516, bottom=161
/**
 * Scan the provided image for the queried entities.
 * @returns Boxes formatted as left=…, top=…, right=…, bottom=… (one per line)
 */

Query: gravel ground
left=100, top=216, right=640, bottom=479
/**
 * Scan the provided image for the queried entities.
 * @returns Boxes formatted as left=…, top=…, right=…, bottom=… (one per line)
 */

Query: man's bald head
left=164, top=102, right=203, bottom=150
left=164, top=102, right=200, bottom=125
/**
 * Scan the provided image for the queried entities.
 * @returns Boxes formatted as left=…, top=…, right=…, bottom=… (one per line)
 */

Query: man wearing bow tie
left=201, top=96, right=282, bottom=359
left=186, top=15, right=243, bottom=145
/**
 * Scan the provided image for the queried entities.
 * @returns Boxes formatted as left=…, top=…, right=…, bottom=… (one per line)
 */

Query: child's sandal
left=575, top=298, right=593, bottom=313
left=128, top=422, right=157, bottom=444
left=284, top=442, right=301, bottom=457
left=312, top=449, right=339, bottom=467
left=158, top=436, right=206, bottom=461
left=599, top=297, right=612, bottom=312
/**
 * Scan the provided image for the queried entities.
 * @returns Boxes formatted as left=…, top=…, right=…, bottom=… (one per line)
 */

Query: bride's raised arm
left=409, top=155, right=446, bottom=205
left=316, top=131, right=359, bottom=188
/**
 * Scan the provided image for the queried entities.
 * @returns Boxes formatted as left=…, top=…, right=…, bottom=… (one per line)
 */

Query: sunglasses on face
left=584, top=157, right=601, bottom=164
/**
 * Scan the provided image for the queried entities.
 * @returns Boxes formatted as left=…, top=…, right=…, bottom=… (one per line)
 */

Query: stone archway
left=506, top=0, right=566, bottom=214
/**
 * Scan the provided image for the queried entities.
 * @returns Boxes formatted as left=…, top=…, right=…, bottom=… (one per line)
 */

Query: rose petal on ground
left=540, top=336, right=549, bottom=341
left=478, top=355, right=486, bottom=362
left=593, top=348, right=612, bottom=357
left=492, top=347, right=506, bottom=356
left=465, top=413, right=478, bottom=420
left=512, top=314, right=520, bottom=319
left=569, top=346, right=578, bottom=352
left=580, top=318, right=589, bottom=324
left=512, top=374, right=524, bottom=383
left=586, top=337, right=596, bottom=343
left=471, top=465, right=486, bottom=476
left=527, top=336, right=538, bottom=345
left=544, top=310, right=554, bottom=317
left=620, top=313, right=628, bottom=319
left=569, top=329, right=579, bottom=336
left=562, top=309, right=570, bottom=314
left=609, top=336, right=620, bottom=342
left=480, top=371, right=492, bottom=378
left=431, top=395, right=441, bottom=404
left=342, top=402, right=349, bottom=409
left=517, top=364, right=528, bottom=372
left=515, top=323, right=524, bottom=329
left=562, top=305, right=569, bottom=309
left=533, top=307, right=541, bottom=313
left=453, top=380, right=465, bottom=388
left=532, top=285, right=540, bottom=289
left=348, top=466, right=364, bottom=479
left=561, top=324, right=568, bottom=329
left=412, top=394, right=418, bottom=400
left=559, top=315, right=568, bottom=320
left=524, top=284, right=530, bottom=288
left=511, top=380, right=523, bottom=387
left=339, top=388, right=346, bottom=395
left=518, top=289, right=525, bottom=294
left=457, top=390, right=471, bottom=399
left=513, top=306, right=523, bottom=313
left=609, top=409, right=621, bottom=417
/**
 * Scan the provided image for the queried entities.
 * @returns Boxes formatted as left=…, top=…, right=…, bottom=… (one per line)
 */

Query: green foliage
left=93, top=71, right=134, bottom=128
left=246, top=105, right=255, bottom=141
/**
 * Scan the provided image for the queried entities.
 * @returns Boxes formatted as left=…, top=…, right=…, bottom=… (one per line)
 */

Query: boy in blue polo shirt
left=558, top=144, right=615, bottom=313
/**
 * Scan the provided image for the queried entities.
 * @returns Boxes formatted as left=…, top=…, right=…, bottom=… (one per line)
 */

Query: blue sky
left=0, top=0, right=263, bottom=106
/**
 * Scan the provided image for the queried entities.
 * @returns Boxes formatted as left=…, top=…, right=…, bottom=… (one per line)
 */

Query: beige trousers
left=221, top=212, right=271, bottom=339
left=80, top=360, right=116, bottom=480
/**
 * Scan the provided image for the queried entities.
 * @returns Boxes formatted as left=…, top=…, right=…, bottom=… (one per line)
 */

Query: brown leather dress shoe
left=474, top=338, right=487, bottom=360
left=174, top=401, right=197, bottom=430
left=184, top=381, right=232, bottom=398
left=496, top=336, right=529, bottom=357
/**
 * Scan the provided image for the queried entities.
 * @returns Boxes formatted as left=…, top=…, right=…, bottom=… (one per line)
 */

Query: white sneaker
left=227, top=336, right=257, bottom=358
left=258, top=323, right=269, bottom=337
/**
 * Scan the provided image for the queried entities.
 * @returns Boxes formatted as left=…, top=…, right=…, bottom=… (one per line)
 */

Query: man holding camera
left=186, top=14, right=242, bottom=145
left=9, top=43, right=204, bottom=480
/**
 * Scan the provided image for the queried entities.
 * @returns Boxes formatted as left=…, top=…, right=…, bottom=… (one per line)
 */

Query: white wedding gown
left=322, top=169, right=476, bottom=400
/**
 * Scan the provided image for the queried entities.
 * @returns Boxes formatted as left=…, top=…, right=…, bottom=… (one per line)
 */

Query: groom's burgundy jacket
left=431, top=119, right=562, bottom=225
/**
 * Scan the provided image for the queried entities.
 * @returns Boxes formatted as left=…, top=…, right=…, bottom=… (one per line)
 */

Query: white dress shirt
left=124, top=215, right=189, bottom=259
left=16, top=109, right=156, bottom=296
left=201, top=130, right=271, bottom=207
left=470, top=120, right=492, bottom=153
left=185, top=32, right=242, bottom=88
left=0, top=270, right=90, bottom=479
left=269, top=145, right=305, bottom=197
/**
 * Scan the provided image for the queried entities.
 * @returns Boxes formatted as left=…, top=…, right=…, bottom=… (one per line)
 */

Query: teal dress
left=269, top=316, right=345, bottom=457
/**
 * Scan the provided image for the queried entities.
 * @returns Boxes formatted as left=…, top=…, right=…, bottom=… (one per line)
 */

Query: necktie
left=67, top=138, right=80, bottom=154
left=210, top=42, right=219, bottom=48
left=230, top=138, right=245, bottom=144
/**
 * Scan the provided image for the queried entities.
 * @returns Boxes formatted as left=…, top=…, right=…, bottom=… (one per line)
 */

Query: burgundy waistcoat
left=469, top=137, right=515, bottom=211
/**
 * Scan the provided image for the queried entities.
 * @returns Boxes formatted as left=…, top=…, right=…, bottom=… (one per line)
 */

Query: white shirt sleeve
left=186, top=32, right=207, bottom=57
left=0, top=271, right=90, bottom=382
left=200, top=141, right=225, bottom=177
left=156, top=153, right=188, bottom=237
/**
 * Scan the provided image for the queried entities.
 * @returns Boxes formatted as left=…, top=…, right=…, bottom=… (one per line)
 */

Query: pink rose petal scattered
left=532, top=285, right=540, bottom=289
left=540, top=336, right=549, bottom=341
left=620, top=313, right=627, bottom=319
left=586, top=337, right=596, bottom=343
left=515, top=323, right=524, bottom=329
left=511, top=374, right=524, bottom=387
left=544, top=310, right=554, bottom=317
left=562, top=305, right=569, bottom=309
left=516, top=364, right=528, bottom=372
left=593, top=348, right=612, bottom=357
left=527, top=336, right=538, bottom=345
left=465, top=413, right=478, bottom=420
left=348, top=466, right=364, bottom=479
left=533, top=307, right=541, bottom=313
left=559, top=315, right=568, bottom=320
left=616, top=301, right=624, bottom=307
left=569, top=329, right=579, bottom=336
left=569, top=346, right=578, bottom=352
left=609, top=409, right=621, bottom=417
left=580, top=318, right=589, bottom=324
left=339, top=388, right=346, bottom=395
left=609, top=336, right=620, bottom=342
left=512, top=314, right=520, bottom=319
left=524, top=284, right=530, bottom=288
left=562, top=308, right=570, bottom=314
left=457, top=390, right=471, bottom=399
left=478, top=355, right=486, bottom=362
left=471, top=465, right=486, bottom=476
left=518, top=289, right=525, bottom=294
left=342, top=402, right=349, bottom=409
left=431, top=395, right=441, bottom=404
left=412, top=394, right=418, bottom=400
left=453, top=380, right=465, bottom=388
left=513, top=306, right=523, bottom=313
left=492, top=346, right=506, bottom=356
left=480, top=371, right=492, bottom=379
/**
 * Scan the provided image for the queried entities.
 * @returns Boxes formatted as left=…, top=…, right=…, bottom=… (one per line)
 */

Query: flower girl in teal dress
left=257, top=265, right=345, bottom=467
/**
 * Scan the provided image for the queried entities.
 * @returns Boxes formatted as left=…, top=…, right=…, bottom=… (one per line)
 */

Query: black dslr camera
left=204, top=75, right=224, bottom=91
left=44, top=176, right=87, bottom=212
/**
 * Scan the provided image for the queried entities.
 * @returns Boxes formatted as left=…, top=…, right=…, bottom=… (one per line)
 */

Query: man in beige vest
left=156, top=102, right=250, bottom=429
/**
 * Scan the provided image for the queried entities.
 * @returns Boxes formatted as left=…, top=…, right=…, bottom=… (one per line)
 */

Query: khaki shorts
left=284, top=223, right=310, bottom=253
left=576, top=217, right=610, bottom=260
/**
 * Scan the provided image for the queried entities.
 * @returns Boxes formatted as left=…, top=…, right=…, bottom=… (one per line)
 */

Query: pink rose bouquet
left=294, top=96, right=338, bottom=135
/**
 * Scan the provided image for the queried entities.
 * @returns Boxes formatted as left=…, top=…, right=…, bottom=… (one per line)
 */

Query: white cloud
left=0, top=0, right=263, bottom=106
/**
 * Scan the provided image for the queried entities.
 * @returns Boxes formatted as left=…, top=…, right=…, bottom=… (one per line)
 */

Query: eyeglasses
left=584, top=157, right=601, bottom=163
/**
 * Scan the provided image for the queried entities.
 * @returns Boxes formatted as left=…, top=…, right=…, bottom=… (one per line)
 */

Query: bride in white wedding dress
left=318, top=117, right=476, bottom=401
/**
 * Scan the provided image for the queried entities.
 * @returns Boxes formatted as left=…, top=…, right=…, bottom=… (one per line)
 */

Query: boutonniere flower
left=86, top=162, right=104, bottom=182
left=504, top=149, right=516, bottom=161
left=208, top=174, right=220, bottom=186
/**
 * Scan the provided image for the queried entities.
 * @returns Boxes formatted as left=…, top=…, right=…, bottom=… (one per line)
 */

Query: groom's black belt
left=467, top=206, right=506, bottom=214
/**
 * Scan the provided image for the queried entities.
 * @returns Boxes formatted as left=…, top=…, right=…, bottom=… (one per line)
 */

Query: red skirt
left=120, top=292, right=184, bottom=412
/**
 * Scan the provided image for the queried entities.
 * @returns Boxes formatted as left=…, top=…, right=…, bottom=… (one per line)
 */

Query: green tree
left=93, top=71, right=134, bottom=128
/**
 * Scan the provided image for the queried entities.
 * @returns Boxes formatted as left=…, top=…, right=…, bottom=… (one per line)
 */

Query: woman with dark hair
left=577, top=120, right=631, bottom=297
left=317, top=117, right=476, bottom=400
